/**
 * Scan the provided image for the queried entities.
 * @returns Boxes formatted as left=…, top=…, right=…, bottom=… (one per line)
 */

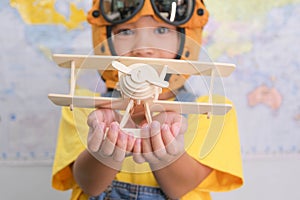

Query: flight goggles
left=95, top=0, right=205, bottom=27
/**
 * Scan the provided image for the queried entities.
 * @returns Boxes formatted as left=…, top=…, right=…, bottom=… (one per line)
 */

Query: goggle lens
left=100, top=0, right=194, bottom=26
left=151, top=0, right=194, bottom=25
left=101, top=0, right=144, bottom=24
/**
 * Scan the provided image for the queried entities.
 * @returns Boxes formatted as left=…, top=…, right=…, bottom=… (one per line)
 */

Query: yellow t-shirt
left=52, top=89, right=244, bottom=200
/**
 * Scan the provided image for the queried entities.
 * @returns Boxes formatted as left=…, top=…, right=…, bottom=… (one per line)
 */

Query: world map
left=0, top=0, right=299, bottom=164
left=204, top=0, right=300, bottom=157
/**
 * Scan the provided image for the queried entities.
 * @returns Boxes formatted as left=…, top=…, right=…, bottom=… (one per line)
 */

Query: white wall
left=212, top=157, right=300, bottom=200
left=1, top=157, right=299, bottom=200
left=0, top=164, right=70, bottom=200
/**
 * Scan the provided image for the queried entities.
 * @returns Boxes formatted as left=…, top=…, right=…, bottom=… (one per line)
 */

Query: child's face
left=111, top=16, right=179, bottom=59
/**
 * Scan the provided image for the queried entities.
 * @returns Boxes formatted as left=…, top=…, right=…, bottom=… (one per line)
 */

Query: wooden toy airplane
left=48, top=54, right=235, bottom=136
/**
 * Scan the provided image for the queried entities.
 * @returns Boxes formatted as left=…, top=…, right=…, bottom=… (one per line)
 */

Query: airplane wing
left=52, top=54, right=235, bottom=77
left=48, top=94, right=231, bottom=115
left=151, top=100, right=232, bottom=115
left=48, top=94, right=129, bottom=110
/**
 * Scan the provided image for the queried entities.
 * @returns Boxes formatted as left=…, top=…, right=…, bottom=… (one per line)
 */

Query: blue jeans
left=89, top=180, right=174, bottom=200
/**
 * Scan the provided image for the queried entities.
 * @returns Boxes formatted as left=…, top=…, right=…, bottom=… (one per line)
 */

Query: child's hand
left=132, top=112, right=188, bottom=170
left=86, top=109, right=136, bottom=169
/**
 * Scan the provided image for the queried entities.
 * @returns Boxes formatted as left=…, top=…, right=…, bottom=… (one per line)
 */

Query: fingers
left=113, top=131, right=128, bottom=162
left=87, top=110, right=186, bottom=167
left=126, top=133, right=136, bottom=153
left=87, top=109, right=114, bottom=154
left=133, top=138, right=145, bottom=163
left=99, top=122, right=119, bottom=157
left=87, top=120, right=131, bottom=164
left=172, top=117, right=188, bottom=137
left=150, top=122, right=168, bottom=159
left=87, top=122, right=106, bottom=152
left=161, top=124, right=178, bottom=156
left=87, top=109, right=117, bottom=128
left=141, top=124, right=161, bottom=164
left=136, top=121, right=184, bottom=167
left=152, top=111, right=187, bottom=130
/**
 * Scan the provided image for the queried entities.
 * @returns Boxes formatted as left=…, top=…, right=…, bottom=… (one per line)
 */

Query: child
left=52, top=0, right=244, bottom=199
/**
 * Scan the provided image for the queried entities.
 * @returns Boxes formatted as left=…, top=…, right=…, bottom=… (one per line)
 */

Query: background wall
left=1, top=0, right=300, bottom=199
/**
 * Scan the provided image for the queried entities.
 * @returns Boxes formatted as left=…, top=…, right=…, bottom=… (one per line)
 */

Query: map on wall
left=0, top=0, right=93, bottom=164
left=203, top=0, right=300, bottom=157
left=0, top=0, right=299, bottom=164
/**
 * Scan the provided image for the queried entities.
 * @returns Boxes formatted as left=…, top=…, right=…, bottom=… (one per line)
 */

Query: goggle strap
left=106, top=26, right=118, bottom=56
left=175, top=28, right=185, bottom=60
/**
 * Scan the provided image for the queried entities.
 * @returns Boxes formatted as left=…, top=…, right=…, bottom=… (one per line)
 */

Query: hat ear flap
left=87, top=0, right=102, bottom=26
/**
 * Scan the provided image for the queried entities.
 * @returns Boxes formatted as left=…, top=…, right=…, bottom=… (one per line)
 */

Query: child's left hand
left=132, top=112, right=188, bottom=169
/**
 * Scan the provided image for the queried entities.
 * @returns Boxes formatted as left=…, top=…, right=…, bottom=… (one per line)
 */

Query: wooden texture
left=48, top=53, right=235, bottom=126
left=52, top=54, right=236, bottom=77
left=48, top=94, right=232, bottom=115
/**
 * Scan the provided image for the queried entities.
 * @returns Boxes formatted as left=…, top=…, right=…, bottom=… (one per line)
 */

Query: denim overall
left=91, top=88, right=196, bottom=200
left=89, top=180, right=172, bottom=200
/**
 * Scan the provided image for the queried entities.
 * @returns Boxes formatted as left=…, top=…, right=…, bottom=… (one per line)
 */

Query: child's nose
left=131, top=47, right=155, bottom=57
left=131, top=30, right=156, bottom=57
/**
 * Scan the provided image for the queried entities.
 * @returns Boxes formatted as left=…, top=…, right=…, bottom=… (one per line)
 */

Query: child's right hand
left=86, top=109, right=136, bottom=168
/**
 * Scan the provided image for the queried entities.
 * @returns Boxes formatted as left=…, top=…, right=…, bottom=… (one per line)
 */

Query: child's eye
left=155, top=27, right=170, bottom=34
left=116, top=29, right=134, bottom=36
